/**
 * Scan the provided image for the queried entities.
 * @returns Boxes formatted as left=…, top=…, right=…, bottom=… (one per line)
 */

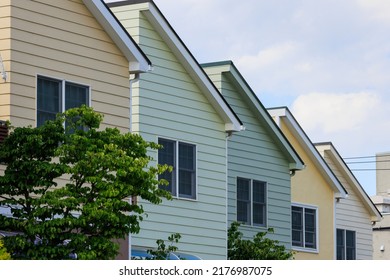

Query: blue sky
left=108, top=0, right=390, bottom=196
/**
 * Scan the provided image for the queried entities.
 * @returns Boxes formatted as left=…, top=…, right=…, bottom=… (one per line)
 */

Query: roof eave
left=84, top=0, right=152, bottom=74
left=138, top=3, right=243, bottom=132
left=315, top=142, right=382, bottom=221
left=202, top=62, right=305, bottom=169
left=268, top=107, right=348, bottom=197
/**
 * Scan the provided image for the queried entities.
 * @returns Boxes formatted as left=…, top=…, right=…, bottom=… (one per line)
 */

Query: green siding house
left=202, top=61, right=304, bottom=248
left=108, top=1, right=243, bottom=259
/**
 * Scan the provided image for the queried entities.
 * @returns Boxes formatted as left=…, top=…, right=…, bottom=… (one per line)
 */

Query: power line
left=344, top=154, right=390, bottom=160
left=346, top=159, right=390, bottom=164
left=350, top=168, right=390, bottom=171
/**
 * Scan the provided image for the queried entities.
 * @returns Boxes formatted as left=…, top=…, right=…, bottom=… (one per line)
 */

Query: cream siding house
left=0, top=0, right=150, bottom=129
left=372, top=152, right=390, bottom=259
left=202, top=61, right=304, bottom=249
left=268, top=107, right=348, bottom=259
left=315, top=142, right=381, bottom=260
left=108, top=1, right=243, bottom=259
left=0, top=0, right=151, bottom=259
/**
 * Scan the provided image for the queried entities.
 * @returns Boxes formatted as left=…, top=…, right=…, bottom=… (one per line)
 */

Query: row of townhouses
left=0, top=0, right=382, bottom=260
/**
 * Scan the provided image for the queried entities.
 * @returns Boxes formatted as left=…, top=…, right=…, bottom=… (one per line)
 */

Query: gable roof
left=106, top=0, right=243, bottom=132
left=268, top=107, right=348, bottom=198
left=202, top=61, right=304, bottom=171
left=315, top=142, right=382, bottom=222
left=84, top=0, right=152, bottom=73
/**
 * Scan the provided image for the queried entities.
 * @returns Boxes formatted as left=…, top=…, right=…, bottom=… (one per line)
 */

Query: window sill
left=292, top=246, right=319, bottom=254
left=172, top=196, right=198, bottom=202
left=238, top=223, right=268, bottom=230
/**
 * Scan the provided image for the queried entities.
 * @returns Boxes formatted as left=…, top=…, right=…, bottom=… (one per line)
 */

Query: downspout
left=334, top=194, right=337, bottom=260
left=128, top=73, right=140, bottom=259
left=225, top=131, right=234, bottom=259
left=0, top=53, right=7, bottom=82
left=129, top=73, right=140, bottom=134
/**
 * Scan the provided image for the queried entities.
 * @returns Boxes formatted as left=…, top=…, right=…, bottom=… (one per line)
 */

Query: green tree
left=0, top=106, right=171, bottom=259
left=146, top=233, right=182, bottom=260
left=0, top=239, right=11, bottom=260
left=228, top=221, right=294, bottom=260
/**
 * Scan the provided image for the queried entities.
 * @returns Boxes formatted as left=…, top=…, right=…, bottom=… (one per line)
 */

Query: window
left=292, top=205, right=317, bottom=250
left=0, top=120, right=8, bottom=144
left=158, top=138, right=196, bottom=199
left=237, top=177, right=267, bottom=227
left=337, top=229, right=356, bottom=260
left=37, top=76, right=89, bottom=127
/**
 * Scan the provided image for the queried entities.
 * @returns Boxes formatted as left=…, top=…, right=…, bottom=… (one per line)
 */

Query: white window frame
left=236, top=177, right=267, bottom=228
left=157, top=137, right=197, bottom=201
left=36, top=75, right=91, bottom=127
left=291, top=203, right=319, bottom=253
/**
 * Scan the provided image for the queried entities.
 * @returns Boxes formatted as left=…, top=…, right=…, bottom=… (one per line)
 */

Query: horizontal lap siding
left=112, top=6, right=228, bottom=259
left=324, top=153, right=373, bottom=260
left=206, top=69, right=292, bottom=248
left=0, top=2, right=11, bottom=121
left=7, top=0, right=130, bottom=131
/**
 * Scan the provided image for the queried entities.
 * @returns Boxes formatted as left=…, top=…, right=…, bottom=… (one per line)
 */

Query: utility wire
left=344, top=154, right=390, bottom=170
left=350, top=169, right=390, bottom=171
left=346, top=160, right=390, bottom=164
left=344, top=154, right=390, bottom=160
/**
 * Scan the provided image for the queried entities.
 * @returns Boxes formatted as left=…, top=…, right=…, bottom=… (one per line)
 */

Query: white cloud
left=358, top=0, right=390, bottom=24
left=291, top=91, right=380, bottom=134
left=291, top=91, right=390, bottom=195
left=235, top=42, right=301, bottom=70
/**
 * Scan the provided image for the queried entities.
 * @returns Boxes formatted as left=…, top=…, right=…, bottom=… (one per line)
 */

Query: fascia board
left=140, top=4, right=242, bottom=132
left=317, top=143, right=382, bottom=221
left=84, top=0, right=151, bottom=73
left=269, top=108, right=347, bottom=198
left=210, top=63, right=304, bottom=170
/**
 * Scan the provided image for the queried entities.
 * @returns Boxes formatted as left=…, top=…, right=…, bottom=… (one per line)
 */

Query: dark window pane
left=337, top=229, right=345, bottom=260
left=304, top=208, right=316, bottom=249
left=178, top=142, right=196, bottom=199
left=64, top=82, right=88, bottom=132
left=292, top=207, right=303, bottom=230
left=292, top=230, right=303, bottom=247
left=337, top=229, right=344, bottom=246
left=65, top=82, right=88, bottom=110
left=291, top=206, right=303, bottom=246
left=305, top=231, right=316, bottom=249
left=253, top=180, right=266, bottom=226
left=179, top=170, right=194, bottom=197
left=158, top=139, right=176, bottom=196
left=253, top=181, right=266, bottom=203
left=346, top=230, right=356, bottom=260
left=179, top=143, right=195, bottom=170
left=253, top=203, right=265, bottom=226
left=237, top=178, right=250, bottom=200
left=237, top=178, right=250, bottom=224
left=37, top=77, right=61, bottom=127
left=237, top=200, right=250, bottom=224
left=304, top=209, right=316, bottom=229
left=346, top=230, right=355, bottom=247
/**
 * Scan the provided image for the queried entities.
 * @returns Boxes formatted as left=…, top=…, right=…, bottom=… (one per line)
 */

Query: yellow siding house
left=268, top=107, right=347, bottom=259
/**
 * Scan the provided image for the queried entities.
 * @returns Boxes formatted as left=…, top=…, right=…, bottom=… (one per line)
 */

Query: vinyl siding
left=323, top=151, right=373, bottom=260
left=111, top=5, right=228, bottom=259
left=205, top=68, right=292, bottom=248
left=278, top=119, right=335, bottom=259
left=3, top=0, right=130, bottom=130
left=0, top=1, right=11, bottom=121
